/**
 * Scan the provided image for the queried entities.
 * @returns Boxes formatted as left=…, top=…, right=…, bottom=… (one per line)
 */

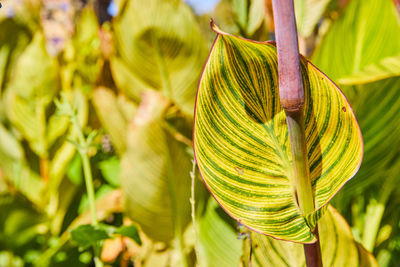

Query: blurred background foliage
left=0, top=0, right=399, bottom=266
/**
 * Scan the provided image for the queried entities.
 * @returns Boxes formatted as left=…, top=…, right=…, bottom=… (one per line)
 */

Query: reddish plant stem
left=271, top=0, right=322, bottom=266
left=304, top=226, right=323, bottom=267
left=271, top=0, right=304, bottom=111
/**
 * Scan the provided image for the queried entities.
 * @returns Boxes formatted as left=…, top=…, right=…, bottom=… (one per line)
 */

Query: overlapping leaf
left=194, top=27, right=363, bottom=243
left=121, top=92, right=192, bottom=242
left=48, top=89, right=88, bottom=193
left=251, top=205, right=377, bottom=266
left=312, top=0, right=400, bottom=84
left=0, top=19, right=31, bottom=96
left=4, top=32, right=58, bottom=157
left=336, top=78, right=400, bottom=195
left=112, top=0, right=208, bottom=114
left=198, top=198, right=242, bottom=267
left=294, top=0, right=330, bottom=37
left=0, top=124, right=44, bottom=206
left=92, top=87, right=136, bottom=155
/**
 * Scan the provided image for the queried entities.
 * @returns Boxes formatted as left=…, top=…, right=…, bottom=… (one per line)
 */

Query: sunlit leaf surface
left=113, top=0, right=207, bottom=114
left=313, top=0, right=400, bottom=84
left=251, top=205, right=377, bottom=267
left=121, top=92, right=192, bottom=242
left=194, top=26, right=363, bottom=243
left=295, top=0, right=330, bottom=37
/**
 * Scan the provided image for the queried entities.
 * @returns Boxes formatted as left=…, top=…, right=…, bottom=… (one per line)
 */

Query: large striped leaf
left=312, top=0, right=400, bottom=84
left=112, top=0, right=207, bottom=115
left=194, top=26, right=363, bottom=243
left=250, top=205, right=377, bottom=266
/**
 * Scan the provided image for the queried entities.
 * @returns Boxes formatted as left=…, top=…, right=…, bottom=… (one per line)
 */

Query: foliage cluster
left=0, top=0, right=399, bottom=266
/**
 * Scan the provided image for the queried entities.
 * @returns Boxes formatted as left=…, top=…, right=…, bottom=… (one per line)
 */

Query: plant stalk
left=80, top=149, right=98, bottom=226
left=72, top=115, right=98, bottom=226
left=271, top=0, right=322, bottom=266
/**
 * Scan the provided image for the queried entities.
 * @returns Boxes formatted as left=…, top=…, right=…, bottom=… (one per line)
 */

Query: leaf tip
left=209, top=18, right=215, bottom=29
left=210, top=19, right=226, bottom=35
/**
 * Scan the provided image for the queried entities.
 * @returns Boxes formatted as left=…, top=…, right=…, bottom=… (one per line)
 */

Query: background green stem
left=71, top=115, right=98, bottom=226
left=80, top=151, right=98, bottom=226
left=60, top=99, right=102, bottom=267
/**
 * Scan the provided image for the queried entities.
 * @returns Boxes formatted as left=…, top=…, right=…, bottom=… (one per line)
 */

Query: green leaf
left=0, top=251, right=24, bottom=267
left=246, top=0, right=267, bottom=36
left=0, top=123, right=24, bottom=161
left=194, top=26, right=363, bottom=243
left=70, top=224, right=110, bottom=249
left=250, top=205, right=377, bottom=267
left=92, top=87, right=131, bottom=155
left=198, top=198, right=242, bottom=267
left=115, top=225, right=142, bottom=245
left=113, top=0, right=208, bottom=115
left=339, top=54, right=400, bottom=85
left=66, top=153, right=83, bottom=185
left=121, top=92, right=192, bottom=242
left=0, top=125, right=44, bottom=206
left=99, top=157, right=120, bottom=187
left=46, top=113, right=69, bottom=147
left=312, top=0, right=400, bottom=84
left=0, top=194, right=45, bottom=249
left=232, top=0, right=248, bottom=30
left=333, top=78, right=400, bottom=204
left=0, top=19, right=32, bottom=95
left=4, top=32, right=58, bottom=157
left=294, top=0, right=330, bottom=37
left=49, top=89, right=88, bottom=193
left=6, top=32, right=58, bottom=100
left=110, top=56, right=151, bottom=103
left=72, top=8, right=101, bottom=85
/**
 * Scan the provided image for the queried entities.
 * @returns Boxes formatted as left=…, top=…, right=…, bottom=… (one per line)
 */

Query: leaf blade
left=251, top=205, right=377, bottom=267
left=194, top=30, right=362, bottom=243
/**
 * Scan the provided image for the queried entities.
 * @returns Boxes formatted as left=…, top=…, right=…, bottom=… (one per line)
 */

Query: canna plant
left=193, top=0, right=376, bottom=265
left=1, top=0, right=399, bottom=266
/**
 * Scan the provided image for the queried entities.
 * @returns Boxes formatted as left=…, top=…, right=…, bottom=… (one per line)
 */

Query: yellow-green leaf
left=4, top=32, right=58, bottom=156
left=113, top=0, right=207, bottom=115
left=110, top=56, right=151, bottom=103
left=194, top=27, right=363, bottom=243
left=92, top=87, right=135, bottom=155
left=198, top=198, right=242, bottom=267
left=49, top=89, right=88, bottom=194
left=121, top=92, right=192, bottom=242
left=0, top=19, right=32, bottom=95
left=295, top=0, right=330, bottom=37
left=339, top=54, right=400, bottom=85
left=0, top=124, right=44, bottom=206
left=251, top=205, right=377, bottom=267
left=312, top=0, right=400, bottom=84
left=334, top=77, right=400, bottom=202
left=72, top=8, right=101, bottom=85
left=6, top=32, right=58, bottom=101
